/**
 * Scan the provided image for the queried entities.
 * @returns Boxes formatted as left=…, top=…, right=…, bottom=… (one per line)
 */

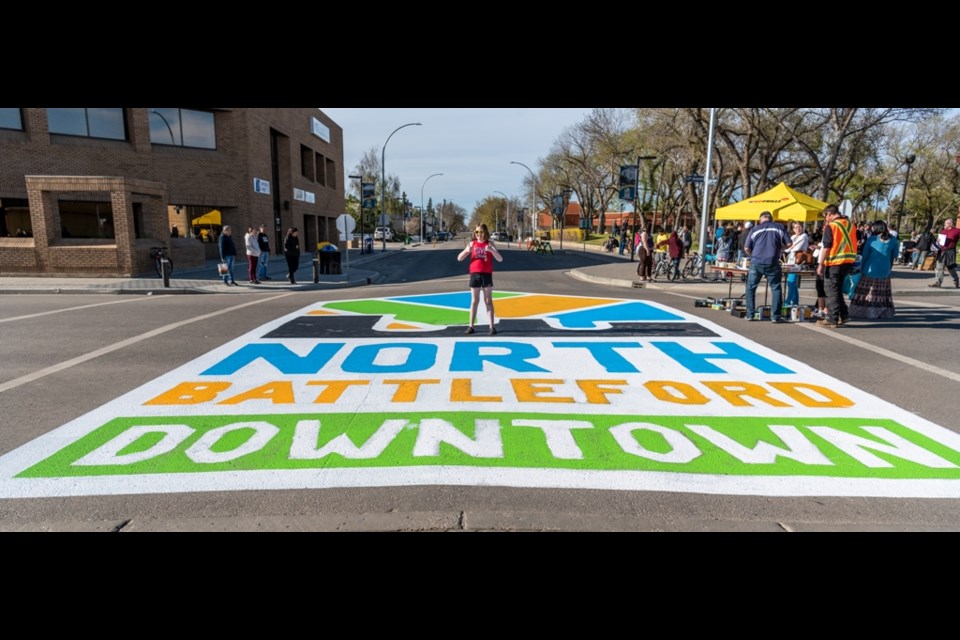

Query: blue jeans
left=221, top=255, right=235, bottom=283
left=746, top=261, right=783, bottom=319
left=258, top=252, right=269, bottom=279
left=784, top=272, right=799, bottom=306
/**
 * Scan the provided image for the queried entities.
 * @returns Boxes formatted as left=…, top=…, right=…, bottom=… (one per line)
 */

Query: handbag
left=217, top=261, right=229, bottom=276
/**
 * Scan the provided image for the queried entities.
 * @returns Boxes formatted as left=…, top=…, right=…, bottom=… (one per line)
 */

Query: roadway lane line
left=654, top=289, right=960, bottom=383
left=0, top=293, right=296, bottom=394
left=0, top=297, right=153, bottom=324
left=797, top=321, right=960, bottom=383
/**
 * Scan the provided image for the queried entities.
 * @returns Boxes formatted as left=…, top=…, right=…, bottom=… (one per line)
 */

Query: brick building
left=0, top=108, right=344, bottom=276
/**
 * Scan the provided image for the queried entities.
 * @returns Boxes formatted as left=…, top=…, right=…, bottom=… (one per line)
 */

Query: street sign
left=336, top=213, right=356, bottom=239
left=378, top=214, right=389, bottom=226
left=685, top=174, right=704, bottom=184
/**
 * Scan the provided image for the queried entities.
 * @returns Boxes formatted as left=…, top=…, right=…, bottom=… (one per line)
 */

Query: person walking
left=244, top=227, right=261, bottom=284
left=816, top=204, right=858, bottom=327
left=666, top=227, right=684, bottom=280
left=912, top=228, right=933, bottom=270
left=744, top=211, right=793, bottom=323
left=619, top=226, right=628, bottom=256
left=457, top=223, right=503, bottom=335
left=218, top=225, right=238, bottom=286
left=849, top=220, right=900, bottom=319
left=928, top=218, right=960, bottom=288
left=256, top=224, right=272, bottom=280
left=283, top=227, right=301, bottom=284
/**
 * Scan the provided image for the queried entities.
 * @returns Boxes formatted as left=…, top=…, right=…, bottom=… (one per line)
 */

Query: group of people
left=217, top=224, right=302, bottom=286
left=632, top=224, right=691, bottom=281
left=738, top=205, right=954, bottom=326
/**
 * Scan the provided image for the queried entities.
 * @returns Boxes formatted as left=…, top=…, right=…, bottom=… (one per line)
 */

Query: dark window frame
left=149, top=108, right=217, bottom=150
left=47, top=108, right=128, bottom=140
left=301, top=144, right=315, bottom=180
left=0, top=108, right=23, bottom=131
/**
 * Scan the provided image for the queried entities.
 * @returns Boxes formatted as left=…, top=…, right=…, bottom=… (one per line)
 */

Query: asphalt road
left=1, top=245, right=959, bottom=531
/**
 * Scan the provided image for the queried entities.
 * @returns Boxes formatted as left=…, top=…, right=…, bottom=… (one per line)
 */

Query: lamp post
left=348, top=174, right=365, bottom=253
left=150, top=110, right=176, bottom=144
left=494, top=190, right=510, bottom=237
left=381, top=122, right=422, bottom=252
left=698, top=108, right=717, bottom=278
left=628, top=155, right=657, bottom=262
left=895, top=154, right=917, bottom=235
left=511, top=161, right=537, bottom=243
left=421, top=173, right=443, bottom=245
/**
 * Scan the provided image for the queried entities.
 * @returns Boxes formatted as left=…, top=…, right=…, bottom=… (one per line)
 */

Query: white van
left=374, top=227, right=394, bottom=241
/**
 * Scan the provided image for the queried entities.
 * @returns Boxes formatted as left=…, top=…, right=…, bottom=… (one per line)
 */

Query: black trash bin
left=318, top=245, right=341, bottom=274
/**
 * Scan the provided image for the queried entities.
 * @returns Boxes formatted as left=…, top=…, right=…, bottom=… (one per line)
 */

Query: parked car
left=374, top=226, right=394, bottom=241
left=492, top=232, right=509, bottom=242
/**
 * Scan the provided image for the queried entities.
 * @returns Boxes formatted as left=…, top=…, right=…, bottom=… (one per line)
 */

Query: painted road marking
left=1, top=291, right=959, bottom=498
left=0, top=296, right=152, bottom=324
left=0, top=293, right=296, bottom=395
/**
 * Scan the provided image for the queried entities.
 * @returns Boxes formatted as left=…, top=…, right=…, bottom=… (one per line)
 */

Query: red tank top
left=469, top=241, right=494, bottom=273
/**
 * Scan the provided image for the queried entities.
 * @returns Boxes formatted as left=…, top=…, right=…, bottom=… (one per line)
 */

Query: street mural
left=2, top=291, right=960, bottom=498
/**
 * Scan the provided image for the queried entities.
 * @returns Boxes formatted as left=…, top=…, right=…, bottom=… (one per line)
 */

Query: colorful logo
left=2, top=292, right=959, bottom=498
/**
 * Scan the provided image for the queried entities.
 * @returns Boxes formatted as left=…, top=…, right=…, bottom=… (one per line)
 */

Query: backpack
left=681, top=230, right=691, bottom=249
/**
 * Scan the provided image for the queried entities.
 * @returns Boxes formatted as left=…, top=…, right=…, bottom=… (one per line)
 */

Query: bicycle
left=680, top=252, right=704, bottom=279
left=651, top=252, right=678, bottom=281
left=150, top=246, right=173, bottom=286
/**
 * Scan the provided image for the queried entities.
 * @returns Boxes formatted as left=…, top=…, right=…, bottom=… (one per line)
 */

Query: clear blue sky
left=321, top=108, right=594, bottom=212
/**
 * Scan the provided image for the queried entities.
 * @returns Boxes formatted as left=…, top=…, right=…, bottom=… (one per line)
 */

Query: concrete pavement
left=0, top=244, right=404, bottom=295
left=2, top=239, right=958, bottom=297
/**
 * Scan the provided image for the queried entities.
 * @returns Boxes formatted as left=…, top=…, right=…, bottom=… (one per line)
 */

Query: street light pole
left=150, top=110, right=176, bottom=144
left=494, top=190, right=510, bottom=237
left=895, top=154, right=917, bottom=234
left=381, top=122, right=422, bottom=252
left=511, top=161, right=536, bottom=243
left=698, top=108, right=717, bottom=278
left=421, top=173, right=443, bottom=245
left=348, top=174, right=364, bottom=253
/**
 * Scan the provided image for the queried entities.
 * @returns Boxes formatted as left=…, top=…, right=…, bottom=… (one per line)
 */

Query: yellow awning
left=715, top=183, right=829, bottom=223
left=191, top=209, right=221, bottom=226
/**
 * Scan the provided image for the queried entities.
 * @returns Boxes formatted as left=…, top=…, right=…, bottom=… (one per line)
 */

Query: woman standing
left=784, top=222, right=810, bottom=307
left=283, top=227, right=301, bottom=284
left=244, top=226, right=261, bottom=284
left=635, top=225, right=653, bottom=281
left=849, top=220, right=900, bottom=319
left=457, top=223, right=503, bottom=335
left=218, top=225, right=238, bottom=286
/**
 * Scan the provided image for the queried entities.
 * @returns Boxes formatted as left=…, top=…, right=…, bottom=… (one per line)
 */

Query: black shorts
left=469, top=272, right=493, bottom=288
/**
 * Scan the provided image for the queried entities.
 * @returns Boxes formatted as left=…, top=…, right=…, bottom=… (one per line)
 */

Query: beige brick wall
left=1, top=108, right=344, bottom=276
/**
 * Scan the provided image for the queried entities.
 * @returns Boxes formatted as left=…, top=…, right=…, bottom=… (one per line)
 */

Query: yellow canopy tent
left=715, top=183, right=829, bottom=223
left=191, top=209, right=222, bottom=226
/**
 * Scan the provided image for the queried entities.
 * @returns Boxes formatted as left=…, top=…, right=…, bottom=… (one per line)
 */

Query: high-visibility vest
left=824, top=217, right=857, bottom=266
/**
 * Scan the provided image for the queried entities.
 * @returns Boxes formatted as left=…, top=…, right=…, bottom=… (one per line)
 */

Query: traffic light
left=361, top=182, right=376, bottom=210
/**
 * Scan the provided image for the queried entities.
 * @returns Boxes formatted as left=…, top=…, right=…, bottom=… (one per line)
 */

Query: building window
left=301, top=145, right=314, bottom=180
left=149, top=108, right=216, bottom=149
left=48, top=108, right=127, bottom=140
left=0, top=108, right=23, bottom=131
left=326, top=158, right=336, bottom=189
left=315, top=152, right=326, bottom=186
left=58, top=200, right=115, bottom=239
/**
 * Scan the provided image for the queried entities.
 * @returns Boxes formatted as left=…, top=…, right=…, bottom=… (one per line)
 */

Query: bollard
left=160, top=257, right=171, bottom=288
left=312, top=258, right=319, bottom=284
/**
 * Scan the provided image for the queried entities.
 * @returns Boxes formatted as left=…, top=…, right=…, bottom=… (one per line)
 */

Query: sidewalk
left=0, top=245, right=405, bottom=295
left=568, top=248, right=960, bottom=298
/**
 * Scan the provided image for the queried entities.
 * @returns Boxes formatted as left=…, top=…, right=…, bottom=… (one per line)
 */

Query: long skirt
left=849, top=275, right=895, bottom=319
